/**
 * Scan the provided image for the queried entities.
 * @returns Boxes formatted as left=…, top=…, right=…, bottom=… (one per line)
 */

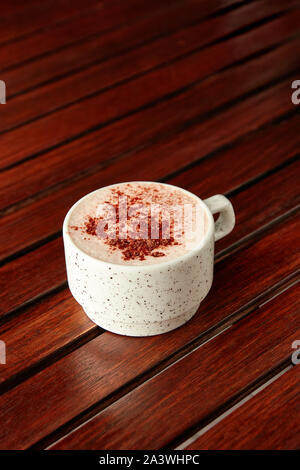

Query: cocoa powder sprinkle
left=71, top=186, right=186, bottom=261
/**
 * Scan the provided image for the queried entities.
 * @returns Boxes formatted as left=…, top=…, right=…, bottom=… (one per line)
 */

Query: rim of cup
left=63, top=181, right=215, bottom=270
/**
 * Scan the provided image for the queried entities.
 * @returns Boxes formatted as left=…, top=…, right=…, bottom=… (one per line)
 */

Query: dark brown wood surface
left=2, top=8, right=300, bottom=171
left=50, top=282, right=300, bottom=450
left=0, top=0, right=299, bottom=450
left=186, top=365, right=300, bottom=450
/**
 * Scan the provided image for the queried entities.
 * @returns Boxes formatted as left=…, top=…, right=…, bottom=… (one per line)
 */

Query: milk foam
left=67, top=182, right=208, bottom=265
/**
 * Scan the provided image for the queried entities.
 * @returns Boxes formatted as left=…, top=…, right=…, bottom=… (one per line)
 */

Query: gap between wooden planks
left=0, top=158, right=298, bottom=381
left=0, top=110, right=299, bottom=316
left=1, top=46, right=299, bottom=212
left=0, top=0, right=245, bottom=75
left=1, top=8, right=300, bottom=171
left=0, top=0, right=261, bottom=96
left=0, top=0, right=187, bottom=72
left=0, top=160, right=299, bottom=365
left=47, top=281, right=299, bottom=450
left=0, top=0, right=102, bottom=47
left=0, top=151, right=298, bottom=398
left=1, top=0, right=297, bottom=132
left=0, top=0, right=298, bottom=450
left=0, top=210, right=299, bottom=449
left=1, top=34, right=300, bottom=213
left=0, top=77, right=298, bottom=264
left=184, top=364, right=300, bottom=450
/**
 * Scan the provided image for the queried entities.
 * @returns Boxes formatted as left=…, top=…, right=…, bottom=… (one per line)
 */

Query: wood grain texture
left=0, top=0, right=101, bottom=46
left=1, top=154, right=299, bottom=391
left=1, top=10, right=300, bottom=171
left=1, top=157, right=299, bottom=383
left=1, top=115, right=299, bottom=316
left=0, top=289, right=95, bottom=384
left=1, top=2, right=299, bottom=451
left=0, top=0, right=245, bottom=95
left=48, top=281, right=299, bottom=449
left=187, top=365, right=300, bottom=450
left=1, top=0, right=297, bottom=132
left=0, top=159, right=299, bottom=394
left=0, top=0, right=243, bottom=75
left=0, top=75, right=297, bottom=263
left=1, top=37, right=300, bottom=212
left=0, top=239, right=65, bottom=316
left=0, top=213, right=298, bottom=449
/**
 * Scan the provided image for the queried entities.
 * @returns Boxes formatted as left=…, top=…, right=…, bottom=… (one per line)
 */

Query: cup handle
left=204, top=195, right=235, bottom=241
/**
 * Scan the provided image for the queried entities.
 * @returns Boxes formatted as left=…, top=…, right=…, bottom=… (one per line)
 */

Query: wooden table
left=0, top=0, right=299, bottom=451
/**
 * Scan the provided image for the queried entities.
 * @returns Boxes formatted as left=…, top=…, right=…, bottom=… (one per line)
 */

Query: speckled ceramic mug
left=63, top=184, right=235, bottom=336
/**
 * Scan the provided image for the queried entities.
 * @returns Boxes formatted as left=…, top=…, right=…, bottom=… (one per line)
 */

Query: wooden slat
left=0, top=212, right=298, bottom=449
left=0, top=239, right=65, bottom=316
left=0, top=0, right=242, bottom=73
left=1, top=10, right=299, bottom=173
left=50, top=283, right=300, bottom=450
left=1, top=120, right=299, bottom=317
left=0, top=4, right=114, bottom=71
left=1, top=158, right=298, bottom=388
left=182, top=159, right=300, bottom=255
left=1, top=0, right=252, bottom=96
left=170, top=137, right=300, bottom=256
left=2, top=0, right=297, bottom=132
left=0, top=76, right=297, bottom=262
left=1, top=157, right=299, bottom=383
left=0, top=289, right=94, bottom=380
left=0, top=0, right=101, bottom=46
left=186, top=366, right=300, bottom=450
left=1, top=1, right=298, bottom=453
left=2, top=39, right=300, bottom=214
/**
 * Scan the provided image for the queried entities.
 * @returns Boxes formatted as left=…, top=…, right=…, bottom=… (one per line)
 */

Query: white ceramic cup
left=63, top=183, right=235, bottom=336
